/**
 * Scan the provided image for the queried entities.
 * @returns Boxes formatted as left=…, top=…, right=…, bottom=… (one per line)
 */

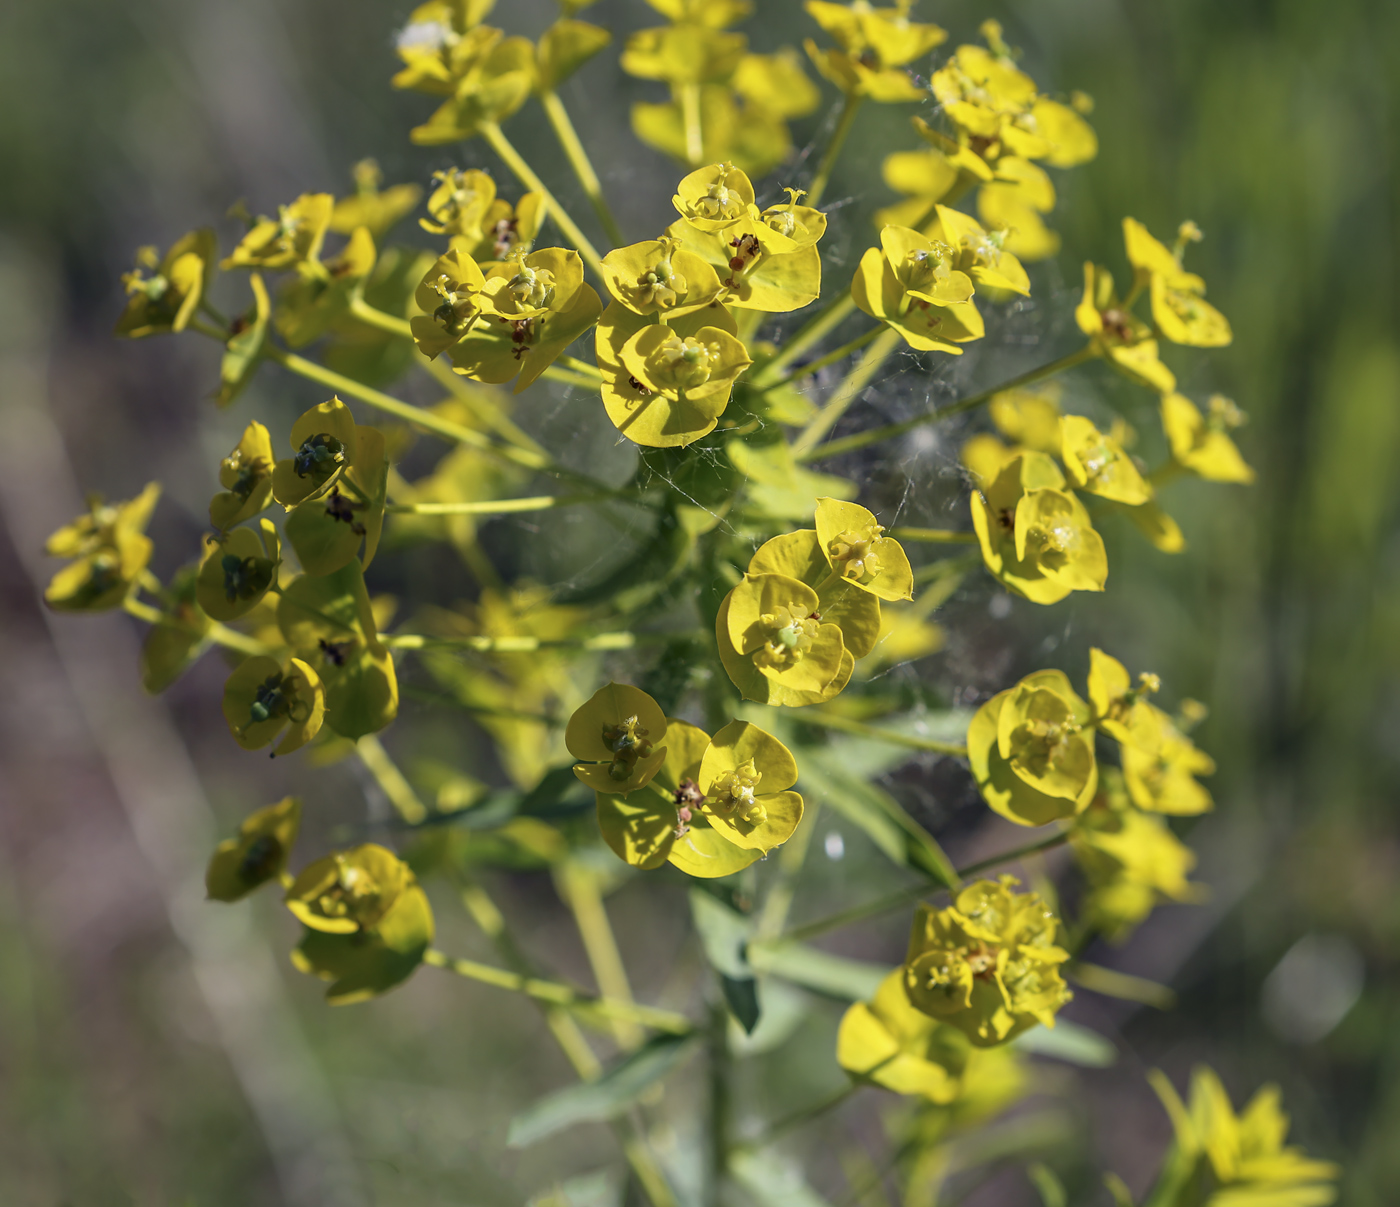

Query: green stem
left=763, top=325, right=883, bottom=392
left=808, top=92, right=863, bottom=208
left=752, top=294, right=857, bottom=387
left=539, top=89, right=624, bottom=248
left=681, top=83, right=705, bottom=167
left=797, top=345, right=1095, bottom=464
left=955, top=830, right=1070, bottom=879
left=355, top=732, right=428, bottom=824
left=423, top=949, right=693, bottom=1034
left=756, top=798, right=821, bottom=942
left=708, top=1003, right=729, bottom=1207
left=383, top=631, right=637, bottom=653
left=481, top=121, right=606, bottom=281
left=561, top=355, right=604, bottom=380
left=798, top=711, right=967, bottom=756
left=888, top=528, right=978, bottom=545
left=790, top=328, right=902, bottom=455
left=737, top=1082, right=858, bottom=1152
left=347, top=295, right=412, bottom=339
left=418, top=352, right=546, bottom=455
left=557, top=861, right=644, bottom=1050
left=386, top=493, right=611, bottom=517
left=542, top=364, right=604, bottom=390
left=914, top=549, right=981, bottom=586
left=778, top=884, right=931, bottom=945
left=122, top=596, right=268, bottom=657
left=189, top=316, right=229, bottom=342
left=1067, top=961, right=1176, bottom=1010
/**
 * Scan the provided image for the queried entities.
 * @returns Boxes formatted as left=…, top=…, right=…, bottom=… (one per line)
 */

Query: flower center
left=649, top=335, right=716, bottom=391
left=601, top=714, right=653, bottom=781
left=293, top=433, right=346, bottom=479
left=753, top=606, right=819, bottom=671
left=507, top=263, right=556, bottom=310
left=828, top=527, right=885, bottom=582
left=710, top=759, right=766, bottom=825
left=432, top=274, right=479, bottom=334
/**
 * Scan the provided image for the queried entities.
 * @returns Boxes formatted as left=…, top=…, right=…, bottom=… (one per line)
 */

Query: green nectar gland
left=602, top=714, right=653, bottom=782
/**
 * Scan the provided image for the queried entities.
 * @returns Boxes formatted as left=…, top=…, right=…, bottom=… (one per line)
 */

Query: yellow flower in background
left=926, top=205, right=1030, bottom=295
left=975, top=158, right=1060, bottom=261
left=44, top=482, right=161, bottom=613
left=391, top=0, right=500, bottom=94
left=329, top=159, right=423, bottom=241
left=805, top=0, right=946, bottom=102
left=1123, top=218, right=1232, bottom=347
left=1071, top=767, right=1201, bottom=941
left=115, top=230, right=217, bottom=338
left=960, top=386, right=1063, bottom=487
left=903, top=876, right=1071, bottom=1046
left=1149, top=1067, right=1340, bottom=1206
left=970, top=452, right=1107, bottom=604
left=1085, top=646, right=1161, bottom=743
left=1161, top=392, right=1255, bottom=483
left=622, top=22, right=746, bottom=87
left=567, top=682, right=669, bottom=795
left=210, top=421, right=276, bottom=532
left=1119, top=703, right=1216, bottom=816
left=967, top=668, right=1098, bottom=826
left=420, top=167, right=500, bottom=239
left=1075, top=262, right=1177, bottom=394
left=411, top=248, right=488, bottom=360
left=206, top=797, right=302, bottom=903
left=222, top=194, right=334, bottom=272
left=1059, top=415, right=1152, bottom=505
left=838, top=969, right=990, bottom=1101
left=274, top=226, right=378, bottom=349
left=221, top=655, right=326, bottom=756
left=852, top=225, right=985, bottom=354
left=596, top=299, right=749, bottom=447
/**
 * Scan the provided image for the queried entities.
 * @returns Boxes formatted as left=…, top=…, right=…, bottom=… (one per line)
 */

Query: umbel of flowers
left=45, top=1, right=1336, bottom=1204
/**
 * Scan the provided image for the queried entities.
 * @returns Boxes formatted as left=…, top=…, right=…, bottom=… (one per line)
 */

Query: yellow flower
left=1085, top=646, right=1161, bottom=743
left=410, top=248, right=488, bottom=360
left=930, top=36, right=1038, bottom=141
left=596, top=299, right=750, bottom=447
left=601, top=236, right=724, bottom=317
left=970, top=452, right=1107, bottom=604
left=206, top=797, right=301, bottom=903
left=1161, top=392, right=1255, bottom=483
left=975, top=158, right=1060, bottom=261
left=644, top=0, right=754, bottom=27
left=1149, top=1067, right=1340, bottom=1205
left=115, top=230, right=217, bottom=338
left=44, top=482, right=161, bottom=613
left=718, top=572, right=852, bottom=706
left=221, top=655, right=326, bottom=756
left=1075, top=262, right=1177, bottom=393
left=329, top=159, right=423, bottom=241
left=399, top=15, right=535, bottom=143
left=926, top=205, right=1030, bottom=295
left=221, top=194, right=334, bottom=272
left=621, top=23, right=747, bottom=87
left=196, top=519, right=281, bottom=622
left=1059, top=415, right=1152, bottom=505
left=837, top=969, right=990, bottom=1101
left=814, top=497, right=915, bottom=601
left=419, top=167, right=499, bottom=240
left=805, top=0, right=947, bottom=102
left=210, top=421, right=276, bottom=531
left=283, top=425, right=390, bottom=577
left=1119, top=703, right=1216, bottom=816
left=967, top=669, right=1098, bottom=826
left=1071, top=768, right=1201, bottom=941
left=903, top=875, right=1071, bottom=1046
left=1123, top=218, right=1232, bottom=348
left=456, top=192, right=546, bottom=263
left=391, top=0, right=499, bottom=94
left=534, top=17, right=612, bottom=94
left=673, top=163, right=753, bottom=234
left=567, top=683, right=670, bottom=795
left=448, top=248, right=604, bottom=391
left=270, top=398, right=359, bottom=507
left=216, top=273, right=271, bottom=409
left=287, top=843, right=434, bottom=1004
left=852, top=225, right=985, bottom=354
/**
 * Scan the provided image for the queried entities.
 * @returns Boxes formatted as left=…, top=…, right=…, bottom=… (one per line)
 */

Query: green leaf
left=689, top=889, right=761, bottom=1033
left=1012, top=1019, right=1117, bottom=1067
left=748, top=941, right=885, bottom=1002
left=507, top=1033, right=697, bottom=1147
left=1028, top=1163, right=1068, bottom=1207
left=730, top=1150, right=833, bottom=1207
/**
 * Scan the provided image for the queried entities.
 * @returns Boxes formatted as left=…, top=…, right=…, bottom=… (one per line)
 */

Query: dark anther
left=318, top=637, right=354, bottom=667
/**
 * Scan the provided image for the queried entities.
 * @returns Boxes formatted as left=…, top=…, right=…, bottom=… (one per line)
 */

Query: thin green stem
left=122, top=596, right=268, bottom=657
left=808, top=93, right=863, bottom=208
left=557, top=861, right=644, bottom=1050
left=542, top=364, right=603, bottom=390
left=737, top=1081, right=858, bottom=1151
left=481, top=121, right=606, bottom=280
left=540, top=90, right=624, bottom=247
left=681, top=83, right=704, bottom=168
left=914, top=550, right=981, bottom=585
left=955, top=830, right=1070, bottom=879
left=888, top=528, right=978, bottom=545
left=189, top=316, right=229, bottom=342
left=423, top=949, right=693, bottom=1034
left=778, top=884, right=932, bottom=945
left=790, top=328, right=903, bottom=455
left=418, top=352, right=546, bottom=455
left=347, top=295, right=411, bottom=339
left=383, top=631, right=637, bottom=653
left=799, top=711, right=968, bottom=756
left=752, top=294, right=857, bottom=387
left=798, top=345, right=1095, bottom=464
left=386, top=493, right=612, bottom=517
left=1067, top=961, right=1176, bottom=1010
left=763, top=325, right=883, bottom=393
left=355, top=733, right=428, bottom=824
left=561, top=355, right=604, bottom=380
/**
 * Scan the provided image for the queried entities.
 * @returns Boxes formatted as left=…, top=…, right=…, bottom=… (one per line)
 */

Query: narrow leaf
left=749, top=940, right=885, bottom=1001
left=1013, top=1019, right=1117, bottom=1067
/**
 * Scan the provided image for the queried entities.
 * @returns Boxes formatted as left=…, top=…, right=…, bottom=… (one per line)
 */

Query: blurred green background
left=0, top=0, right=1397, bottom=1204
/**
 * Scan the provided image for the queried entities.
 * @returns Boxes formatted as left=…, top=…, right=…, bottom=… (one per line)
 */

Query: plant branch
left=888, top=528, right=978, bottom=544
left=423, top=949, right=693, bottom=1034
left=122, top=596, right=268, bottom=657
left=778, top=884, right=933, bottom=945
left=808, top=93, right=863, bottom=208
left=790, top=328, right=903, bottom=455
left=681, top=82, right=705, bottom=168
left=481, top=121, right=606, bottom=280
left=752, top=294, right=857, bottom=387
left=386, top=493, right=614, bottom=517
left=798, top=710, right=968, bottom=756
left=540, top=89, right=625, bottom=247
left=557, top=860, right=644, bottom=1050
left=763, top=325, right=884, bottom=393
left=355, top=732, right=428, bottom=824
left=955, top=830, right=1071, bottom=879
left=797, top=344, right=1095, bottom=464
left=383, top=631, right=637, bottom=653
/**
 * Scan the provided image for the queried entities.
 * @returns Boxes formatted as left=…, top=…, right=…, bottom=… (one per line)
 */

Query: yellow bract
left=970, top=452, right=1107, bottom=604
left=115, top=230, right=217, bottom=338
left=1123, top=217, right=1232, bottom=348
left=814, top=497, right=914, bottom=601
left=222, top=194, right=334, bottom=272
left=44, top=482, right=161, bottom=613
left=903, top=876, right=1071, bottom=1046
left=567, top=682, right=669, bottom=795
left=196, top=519, right=281, bottom=622
left=211, top=421, right=276, bottom=531
left=805, top=0, right=946, bottom=102
left=1059, top=415, right=1151, bottom=505
left=1161, top=392, right=1255, bottom=483
left=967, top=669, right=1098, bottom=827
left=852, top=225, right=985, bottom=354
left=1075, top=261, right=1177, bottom=394
left=221, top=655, right=326, bottom=756
left=206, top=797, right=302, bottom=903
left=330, top=159, right=423, bottom=241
